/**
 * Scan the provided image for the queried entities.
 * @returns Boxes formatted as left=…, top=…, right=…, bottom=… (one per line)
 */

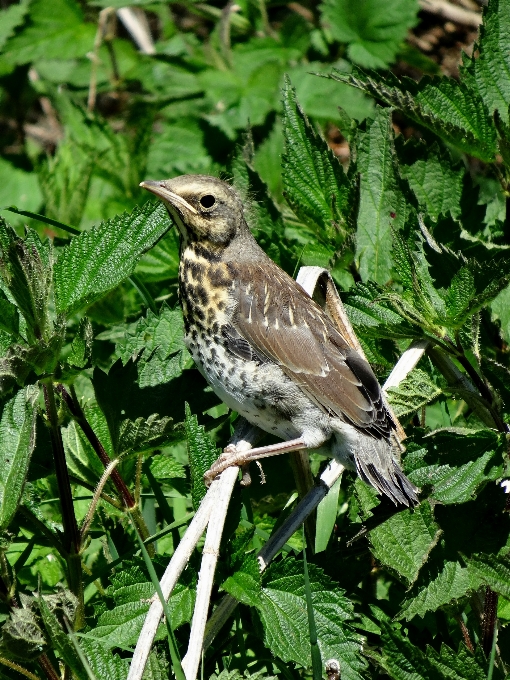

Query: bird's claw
left=203, top=444, right=243, bottom=487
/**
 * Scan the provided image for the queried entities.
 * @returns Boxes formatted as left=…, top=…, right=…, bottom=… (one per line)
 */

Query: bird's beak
left=139, top=180, right=198, bottom=215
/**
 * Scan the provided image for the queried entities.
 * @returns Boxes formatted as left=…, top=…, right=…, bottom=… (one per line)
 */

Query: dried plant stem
left=418, top=0, right=482, bottom=27
left=127, top=482, right=219, bottom=680
left=80, top=459, right=120, bottom=542
left=181, top=467, right=239, bottom=679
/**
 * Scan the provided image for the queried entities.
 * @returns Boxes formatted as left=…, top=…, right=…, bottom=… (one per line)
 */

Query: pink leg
left=204, top=437, right=308, bottom=485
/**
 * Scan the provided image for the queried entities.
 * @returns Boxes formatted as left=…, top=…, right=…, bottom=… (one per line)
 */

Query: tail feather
left=354, top=436, right=419, bottom=507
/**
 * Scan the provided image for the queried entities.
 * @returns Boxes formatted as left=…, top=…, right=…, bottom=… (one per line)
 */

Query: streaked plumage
left=141, top=175, right=418, bottom=506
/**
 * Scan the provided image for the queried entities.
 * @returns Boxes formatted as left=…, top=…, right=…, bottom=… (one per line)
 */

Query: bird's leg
left=204, top=436, right=308, bottom=486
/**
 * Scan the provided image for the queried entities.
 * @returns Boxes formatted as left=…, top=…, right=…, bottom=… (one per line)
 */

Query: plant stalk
left=42, top=383, right=84, bottom=628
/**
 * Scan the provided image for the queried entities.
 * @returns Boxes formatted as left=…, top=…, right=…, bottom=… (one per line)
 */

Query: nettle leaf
left=369, top=502, right=441, bottom=585
left=221, top=553, right=262, bottom=608
left=404, top=429, right=504, bottom=505
left=386, top=369, right=442, bottom=418
left=258, top=557, right=366, bottom=679
left=397, top=140, right=464, bottom=222
left=466, top=552, right=510, bottom=600
left=90, top=564, right=195, bottom=648
left=2, top=0, right=96, bottom=65
left=1, top=606, right=47, bottom=661
left=0, top=385, right=38, bottom=531
left=135, top=229, right=180, bottom=283
left=115, top=303, right=192, bottom=389
left=67, top=318, right=93, bottom=369
left=398, top=552, right=479, bottom=621
left=462, top=0, right=510, bottom=123
left=116, top=414, right=175, bottom=458
left=80, top=639, right=128, bottom=680
left=53, top=202, right=170, bottom=314
left=0, top=288, right=19, bottom=336
left=0, top=219, right=53, bottom=343
left=38, top=595, right=89, bottom=680
left=380, top=621, right=487, bottom=680
left=320, top=0, right=418, bottom=69
left=61, top=420, right=107, bottom=487
left=330, top=68, right=497, bottom=162
left=281, top=77, right=353, bottom=240
left=148, top=454, right=186, bottom=480
left=355, top=107, right=410, bottom=284
left=342, top=281, right=419, bottom=340
left=185, top=404, right=219, bottom=510
left=0, top=337, right=62, bottom=397
left=0, top=0, right=30, bottom=52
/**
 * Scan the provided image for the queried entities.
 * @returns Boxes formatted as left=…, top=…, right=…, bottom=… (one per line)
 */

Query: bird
left=140, top=174, right=419, bottom=507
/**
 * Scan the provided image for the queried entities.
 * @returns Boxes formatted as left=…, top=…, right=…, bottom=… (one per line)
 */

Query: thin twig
left=80, top=459, right=120, bottom=542
left=181, top=467, right=239, bottom=679
left=418, top=0, right=482, bottom=27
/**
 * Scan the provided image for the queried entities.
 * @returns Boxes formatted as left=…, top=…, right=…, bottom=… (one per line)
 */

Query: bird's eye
left=200, top=194, right=216, bottom=209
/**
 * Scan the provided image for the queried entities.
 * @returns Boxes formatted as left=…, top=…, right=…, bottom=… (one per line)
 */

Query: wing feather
left=229, top=262, right=394, bottom=437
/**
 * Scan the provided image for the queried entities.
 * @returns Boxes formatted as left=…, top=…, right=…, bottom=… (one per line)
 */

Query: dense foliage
left=1, top=0, right=510, bottom=678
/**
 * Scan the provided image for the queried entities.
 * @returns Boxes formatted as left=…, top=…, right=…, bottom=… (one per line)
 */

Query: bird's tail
left=354, top=435, right=419, bottom=507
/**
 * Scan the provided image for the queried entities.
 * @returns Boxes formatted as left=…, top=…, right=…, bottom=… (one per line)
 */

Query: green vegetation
left=0, top=0, right=510, bottom=678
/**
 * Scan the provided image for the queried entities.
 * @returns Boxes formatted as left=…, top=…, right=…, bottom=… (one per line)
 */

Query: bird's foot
left=203, top=437, right=307, bottom=487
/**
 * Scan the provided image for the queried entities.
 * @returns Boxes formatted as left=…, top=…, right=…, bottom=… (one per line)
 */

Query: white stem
left=418, top=0, right=482, bottom=26
left=383, top=339, right=430, bottom=391
left=181, top=467, right=239, bottom=679
left=80, top=458, right=119, bottom=541
left=127, top=484, right=217, bottom=680
left=117, top=7, right=156, bottom=54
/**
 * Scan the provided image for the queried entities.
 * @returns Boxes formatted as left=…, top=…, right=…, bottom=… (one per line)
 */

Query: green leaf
left=221, top=553, right=262, bottom=608
left=1, top=606, right=47, bottom=661
left=67, top=318, right=93, bottom=369
left=355, top=107, right=410, bottom=284
left=380, top=622, right=487, bottom=680
left=135, top=229, right=180, bottom=283
left=53, top=202, right=170, bottom=314
left=330, top=68, right=497, bottom=162
left=405, top=429, right=504, bottom=505
left=386, top=369, right=442, bottom=418
left=281, top=76, right=354, bottom=240
left=38, top=594, right=90, bottom=680
left=0, top=219, right=53, bottom=342
left=398, top=555, right=479, bottom=620
left=0, top=158, right=43, bottom=228
left=0, top=385, right=38, bottom=531
left=258, top=557, right=366, bottom=680
left=0, top=338, right=63, bottom=397
left=320, top=0, right=418, bottom=69
left=2, top=0, right=96, bottom=65
left=80, top=639, right=128, bottom=680
left=116, top=414, right=175, bottom=458
left=462, top=0, right=510, bottom=123
left=148, top=454, right=186, bottom=480
left=466, top=552, right=510, bottom=599
left=315, top=475, right=341, bottom=554
left=0, top=288, right=19, bottom=336
left=185, top=404, right=219, bottom=510
left=369, top=502, right=441, bottom=585
left=62, top=420, right=106, bottom=488
left=0, top=0, right=30, bottom=52
left=89, top=565, right=194, bottom=648
left=397, top=141, right=464, bottom=222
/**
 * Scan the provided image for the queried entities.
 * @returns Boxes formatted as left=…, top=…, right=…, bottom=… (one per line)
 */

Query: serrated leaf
left=149, top=454, right=186, bottom=480
left=80, top=639, right=128, bottom=680
left=67, top=318, right=93, bottom=369
left=281, top=77, right=353, bottom=240
left=38, top=595, right=89, bottom=680
left=320, top=0, right=418, bottom=69
left=0, top=385, right=38, bottom=531
left=405, top=429, right=504, bottom=504
left=185, top=404, right=219, bottom=510
left=0, top=334, right=64, bottom=397
left=117, top=414, right=175, bottom=458
left=0, top=288, right=19, bottom=336
left=89, top=565, right=194, bottom=648
left=258, top=557, right=366, bottom=680
left=53, top=202, right=170, bottom=314
left=462, top=0, right=510, bottom=123
left=135, top=229, right=180, bottom=283
left=386, top=369, right=442, bottom=418
left=0, top=0, right=30, bottom=51
left=3, top=0, right=96, bottom=65
left=398, top=141, right=464, bottom=222
left=222, top=553, right=262, bottom=607
left=369, top=502, right=441, bottom=585
left=398, top=556, right=479, bottom=620
left=0, top=219, right=53, bottom=342
left=466, top=552, right=510, bottom=599
left=381, top=622, right=486, bottom=680
left=355, top=107, right=410, bottom=284
left=61, top=420, right=106, bottom=487
left=330, top=68, right=497, bottom=162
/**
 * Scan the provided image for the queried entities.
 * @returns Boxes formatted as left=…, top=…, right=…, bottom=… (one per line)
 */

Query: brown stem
left=56, top=384, right=135, bottom=508
left=454, top=614, right=474, bottom=653
left=43, top=384, right=84, bottom=628
left=38, top=654, right=61, bottom=680
left=481, top=586, right=498, bottom=657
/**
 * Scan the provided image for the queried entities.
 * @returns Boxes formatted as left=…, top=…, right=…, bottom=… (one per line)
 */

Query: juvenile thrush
left=140, top=175, right=418, bottom=507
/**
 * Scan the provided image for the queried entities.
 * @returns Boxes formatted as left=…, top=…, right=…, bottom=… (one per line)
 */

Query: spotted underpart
left=142, top=173, right=419, bottom=507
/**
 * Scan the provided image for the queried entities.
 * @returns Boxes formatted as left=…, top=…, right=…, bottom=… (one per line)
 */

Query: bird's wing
left=228, top=262, right=394, bottom=438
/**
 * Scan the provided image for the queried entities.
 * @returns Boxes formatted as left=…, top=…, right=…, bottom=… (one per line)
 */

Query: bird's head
left=140, top=175, right=245, bottom=248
